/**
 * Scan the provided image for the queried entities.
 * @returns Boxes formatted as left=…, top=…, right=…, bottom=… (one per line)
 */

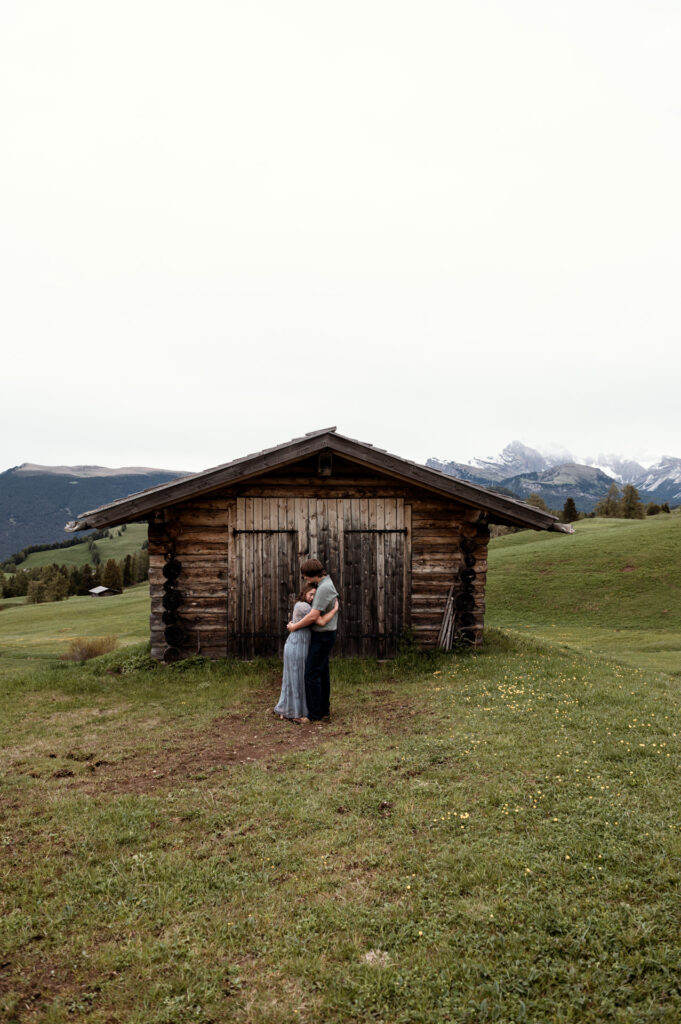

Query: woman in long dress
left=272, top=585, right=339, bottom=721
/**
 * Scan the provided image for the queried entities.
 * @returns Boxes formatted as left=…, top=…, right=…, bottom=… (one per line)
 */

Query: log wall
left=147, top=455, right=490, bottom=661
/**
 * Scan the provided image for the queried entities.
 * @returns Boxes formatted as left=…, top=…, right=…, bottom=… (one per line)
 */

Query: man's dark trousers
left=305, top=632, right=336, bottom=720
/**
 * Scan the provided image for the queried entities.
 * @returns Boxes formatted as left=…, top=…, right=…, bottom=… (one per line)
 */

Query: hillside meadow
left=486, top=512, right=681, bottom=676
left=9, top=523, right=148, bottom=572
left=0, top=514, right=680, bottom=1022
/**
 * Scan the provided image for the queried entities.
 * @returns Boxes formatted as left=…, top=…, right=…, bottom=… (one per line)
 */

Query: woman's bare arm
left=287, top=607, right=321, bottom=631
left=287, top=599, right=339, bottom=632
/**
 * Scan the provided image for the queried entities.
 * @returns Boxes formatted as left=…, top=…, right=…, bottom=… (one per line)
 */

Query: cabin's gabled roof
left=65, top=427, right=573, bottom=533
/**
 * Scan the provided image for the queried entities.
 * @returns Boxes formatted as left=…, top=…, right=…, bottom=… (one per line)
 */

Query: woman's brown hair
left=297, top=583, right=317, bottom=603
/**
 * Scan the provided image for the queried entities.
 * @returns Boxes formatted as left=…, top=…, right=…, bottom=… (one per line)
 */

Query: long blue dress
left=273, top=601, right=311, bottom=719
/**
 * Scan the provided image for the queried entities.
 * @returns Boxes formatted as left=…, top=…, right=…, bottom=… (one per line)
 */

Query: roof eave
left=65, top=428, right=565, bottom=534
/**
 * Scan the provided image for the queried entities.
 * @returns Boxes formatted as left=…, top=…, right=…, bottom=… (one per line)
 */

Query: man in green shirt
left=287, top=558, right=338, bottom=721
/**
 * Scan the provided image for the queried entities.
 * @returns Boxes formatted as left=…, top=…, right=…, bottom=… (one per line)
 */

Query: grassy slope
left=15, top=522, right=148, bottom=570
left=0, top=584, right=149, bottom=662
left=487, top=513, right=681, bottom=675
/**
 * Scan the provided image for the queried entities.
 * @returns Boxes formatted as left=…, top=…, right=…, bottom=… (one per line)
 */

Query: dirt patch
left=622, top=564, right=636, bottom=572
left=65, top=706, right=335, bottom=796
left=0, top=953, right=108, bottom=1020
left=40, top=685, right=418, bottom=798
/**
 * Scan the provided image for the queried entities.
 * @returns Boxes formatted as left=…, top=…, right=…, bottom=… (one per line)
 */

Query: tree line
left=592, top=484, right=671, bottom=520
left=1, top=549, right=149, bottom=604
left=0, top=525, right=128, bottom=573
left=524, top=485, right=672, bottom=524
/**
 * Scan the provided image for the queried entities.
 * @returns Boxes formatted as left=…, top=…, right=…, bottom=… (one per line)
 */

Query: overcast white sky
left=2, top=0, right=680, bottom=475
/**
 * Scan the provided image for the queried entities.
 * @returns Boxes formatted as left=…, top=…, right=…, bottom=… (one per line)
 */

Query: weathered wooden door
left=338, top=500, right=408, bottom=657
left=231, top=498, right=299, bottom=658
left=229, top=496, right=410, bottom=658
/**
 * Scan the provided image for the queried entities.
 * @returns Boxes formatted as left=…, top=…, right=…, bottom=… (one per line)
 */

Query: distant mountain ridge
left=15, top=463, right=184, bottom=478
left=427, top=442, right=681, bottom=511
left=0, top=463, right=187, bottom=562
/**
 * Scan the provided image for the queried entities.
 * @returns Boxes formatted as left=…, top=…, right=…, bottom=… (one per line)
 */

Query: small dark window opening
left=317, top=452, right=333, bottom=477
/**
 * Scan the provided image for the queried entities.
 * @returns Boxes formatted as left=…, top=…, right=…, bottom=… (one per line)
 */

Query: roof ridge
left=65, top=428, right=571, bottom=534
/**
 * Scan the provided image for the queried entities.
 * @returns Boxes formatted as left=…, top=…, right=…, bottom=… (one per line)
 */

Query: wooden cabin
left=66, top=428, right=572, bottom=662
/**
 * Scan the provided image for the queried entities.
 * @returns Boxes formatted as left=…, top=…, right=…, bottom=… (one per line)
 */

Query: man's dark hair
left=300, top=558, right=325, bottom=577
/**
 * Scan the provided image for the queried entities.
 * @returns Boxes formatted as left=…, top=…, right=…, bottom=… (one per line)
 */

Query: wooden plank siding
left=147, top=456, right=491, bottom=662
left=410, top=499, right=463, bottom=644
left=148, top=501, right=233, bottom=662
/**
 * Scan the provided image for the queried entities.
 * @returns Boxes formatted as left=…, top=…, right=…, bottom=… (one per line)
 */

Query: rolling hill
left=0, top=463, right=186, bottom=561
left=14, top=523, right=149, bottom=571
left=486, top=511, right=681, bottom=674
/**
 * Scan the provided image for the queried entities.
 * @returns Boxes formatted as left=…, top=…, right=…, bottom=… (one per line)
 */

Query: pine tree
left=79, top=564, right=92, bottom=594
left=561, top=497, right=579, bottom=523
left=44, top=565, right=69, bottom=602
left=123, top=554, right=133, bottom=587
left=594, top=483, right=621, bottom=518
left=26, top=579, right=47, bottom=604
left=620, top=484, right=645, bottom=519
left=101, top=558, right=123, bottom=592
left=525, top=492, right=550, bottom=512
left=12, top=571, right=29, bottom=597
left=68, top=566, right=81, bottom=595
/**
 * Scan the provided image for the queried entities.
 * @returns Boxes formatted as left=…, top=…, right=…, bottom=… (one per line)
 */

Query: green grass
left=16, top=523, right=148, bottom=570
left=1, top=513, right=680, bottom=1021
left=0, top=584, right=149, bottom=663
left=487, top=514, right=681, bottom=675
left=2, top=636, right=681, bottom=1023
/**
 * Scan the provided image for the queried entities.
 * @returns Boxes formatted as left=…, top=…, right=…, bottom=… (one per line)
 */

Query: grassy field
left=1, top=514, right=680, bottom=1022
left=14, top=524, right=148, bottom=571
left=0, top=584, right=149, bottom=663
left=487, top=513, right=681, bottom=675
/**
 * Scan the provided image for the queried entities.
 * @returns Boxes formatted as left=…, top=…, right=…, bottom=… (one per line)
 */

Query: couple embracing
left=272, top=558, right=339, bottom=724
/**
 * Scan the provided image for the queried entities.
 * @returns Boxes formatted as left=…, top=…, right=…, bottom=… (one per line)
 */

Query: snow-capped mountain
left=428, top=441, right=555, bottom=483
left=468, top=441, right=553, bottom=480
left=635, top=457, right=681, bottom=503
left=582, top=454, right=647, bottom=484
left=426, top=441, right=681, bottom=511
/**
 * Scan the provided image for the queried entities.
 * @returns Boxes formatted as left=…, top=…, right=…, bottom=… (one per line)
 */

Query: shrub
left=115, top=648, right=158, bottom=674
left=90, top=642, right=156, bottom=674
left=62, top=635, right=118, bottom=662
left=166, top=654, right=210, bottom=673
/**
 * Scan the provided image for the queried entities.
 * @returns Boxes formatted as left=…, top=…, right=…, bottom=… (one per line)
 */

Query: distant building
left=88, top=585, right=119, bottom=597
